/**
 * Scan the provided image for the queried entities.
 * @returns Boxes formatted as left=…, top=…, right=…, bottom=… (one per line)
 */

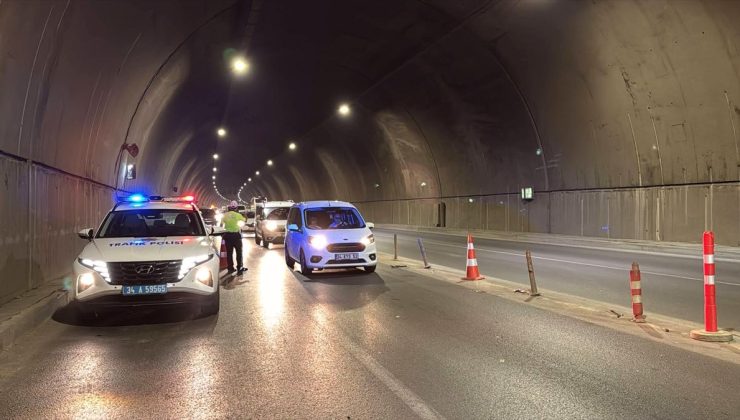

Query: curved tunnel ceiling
left=2, top=0, right=739, bottom=239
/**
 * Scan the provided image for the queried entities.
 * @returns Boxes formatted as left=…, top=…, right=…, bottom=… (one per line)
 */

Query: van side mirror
left=78, top=228, right=94, bottom=240
left=287, top=224, right=299, bottom=232
left=366, top=222, right=375, bottom=230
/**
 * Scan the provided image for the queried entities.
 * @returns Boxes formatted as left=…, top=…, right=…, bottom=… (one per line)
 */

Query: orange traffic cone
left=219, top=239, right=228, bottom=270
left=462, top=234, right=484, bottom=280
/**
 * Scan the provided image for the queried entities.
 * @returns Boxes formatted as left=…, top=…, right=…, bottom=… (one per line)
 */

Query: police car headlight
left=265, top=221, right=277, bottom=231
left=78, top=258, right=111, bottom=283
left=179, top=254, right=212, bottom=279
left=78, top=273, right=95, bottom=293
left=361, top=234, right=375, bottom=246
left=195, top=267, right=213, bottom=287
left=309, top=235, right=328, bottom=250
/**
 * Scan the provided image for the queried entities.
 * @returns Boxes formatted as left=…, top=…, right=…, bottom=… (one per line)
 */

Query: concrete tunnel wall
left=247, top=0, right=740, bottom=246
left=1, top=0, right=739, bottom=304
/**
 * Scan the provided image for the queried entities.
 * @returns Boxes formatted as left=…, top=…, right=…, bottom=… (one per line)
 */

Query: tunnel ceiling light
left=535, top=147, right=543, bottom=156
left=468, top=198, right=475, bottom=203
left=248, top=178, right=252, bottom=182
left=231, top=57, right=249, bottom=75
left=267, top=160, right=273, bottom=166
left=255, top=171, right=260, bottom=175
left=217, top=128, right=227, bottom=137
left=212, top=175, right=216, bottom=179
left=288, top=142, right=297, bottom=151
left=338, top=103, right=351, bottom=116
left=212, top=167, right=217, bottom=172
left=213, top=153, right=219, bottom=159
left=420, top=181, right=427, bottom=187
left=374, top=183, right=380, bottom=188
left=243, top=182, right=247, bottom=186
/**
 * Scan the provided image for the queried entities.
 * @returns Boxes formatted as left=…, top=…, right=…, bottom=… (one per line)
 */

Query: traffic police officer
left=222, top=201, right=247, bottom=274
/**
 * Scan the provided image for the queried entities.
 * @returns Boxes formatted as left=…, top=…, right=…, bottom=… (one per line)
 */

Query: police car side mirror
left=287, top=224, right=299, bottom=232
left=366, top=222, right=375, bottom=230
left=210, top=226, right=226, bottom=236
left=78, top=228, right=93, bottom=241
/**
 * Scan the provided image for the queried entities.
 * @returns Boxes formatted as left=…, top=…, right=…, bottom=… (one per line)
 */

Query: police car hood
left=81, top=237, right=213, bottom=262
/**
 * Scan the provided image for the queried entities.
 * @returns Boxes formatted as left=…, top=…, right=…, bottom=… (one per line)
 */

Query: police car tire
left=262, top=240, right=270, bottom=249
left=255, top=235, right=261, bottom=246
left=201, top=288, right=220, bottom=316
left=364, top=265, right=377, bottom=273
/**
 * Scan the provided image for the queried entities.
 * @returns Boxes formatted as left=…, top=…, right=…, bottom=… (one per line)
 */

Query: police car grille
left=327, top=243, right=366, bottom=253
left=108, top=260, right=182, bottom=285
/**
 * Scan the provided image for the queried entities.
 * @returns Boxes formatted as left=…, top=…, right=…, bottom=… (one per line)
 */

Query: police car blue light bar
left=126, top=194, right=148, bottom=203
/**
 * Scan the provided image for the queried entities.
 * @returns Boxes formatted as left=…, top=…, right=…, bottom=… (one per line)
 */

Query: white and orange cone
left=462, top=234, right=484, bottom=280
left=219, top=239, right=228, bottom=270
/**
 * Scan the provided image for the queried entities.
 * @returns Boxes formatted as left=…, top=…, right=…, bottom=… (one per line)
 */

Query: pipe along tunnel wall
left=1, top=0, right=739, bottom=304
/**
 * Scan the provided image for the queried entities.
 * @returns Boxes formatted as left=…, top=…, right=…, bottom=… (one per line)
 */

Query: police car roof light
left=126, top=194, right=148, bottom=203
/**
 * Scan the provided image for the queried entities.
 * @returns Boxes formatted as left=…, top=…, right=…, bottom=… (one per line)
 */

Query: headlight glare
left=361, top=234, right=375, bottom=246
left=195, top=267, right=213, bottom=287
left=309, top=235, right=328, bottom=249
left=179, top=254, right=211, bottom=279
left=265, top=221, right=278, bottom=231
left=78, top=273, right=95, bottom=293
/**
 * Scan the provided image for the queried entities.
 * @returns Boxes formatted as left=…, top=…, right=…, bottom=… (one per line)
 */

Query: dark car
left=200, top=208, right=217, bottom=226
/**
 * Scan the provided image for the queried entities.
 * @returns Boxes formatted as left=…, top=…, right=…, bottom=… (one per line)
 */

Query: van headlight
left=265, top=221, right=278, bottom=231
left=361, top=234, right=375, bottom=246
left=179, top=254, right=212, bottom=279
left=309, top=235, right=328, bottom=249
left=78, top=258, right=110, bottom=283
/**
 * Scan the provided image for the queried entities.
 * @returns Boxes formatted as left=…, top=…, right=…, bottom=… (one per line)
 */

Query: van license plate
left=335, top=253, right=359, bottom=260
left=122, top=284, right=167, bottom=295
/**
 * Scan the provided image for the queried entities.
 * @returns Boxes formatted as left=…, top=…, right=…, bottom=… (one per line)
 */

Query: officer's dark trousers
left=224, top=232, right=243, bottom=271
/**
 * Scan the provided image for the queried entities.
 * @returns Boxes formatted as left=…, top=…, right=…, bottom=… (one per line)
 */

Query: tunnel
left=1, top=0, right=739, bottom=306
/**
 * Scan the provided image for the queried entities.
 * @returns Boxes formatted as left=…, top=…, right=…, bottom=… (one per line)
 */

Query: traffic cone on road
left=462, top=234, right=484, bottom=281
left=219, top=239, right=228, bottom=270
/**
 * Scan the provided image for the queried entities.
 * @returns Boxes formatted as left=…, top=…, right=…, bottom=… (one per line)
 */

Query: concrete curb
left=0, top=283, right=70, bottom=352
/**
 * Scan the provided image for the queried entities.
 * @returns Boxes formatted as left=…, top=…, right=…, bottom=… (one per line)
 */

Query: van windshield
left=304, top=208, right=364, bottom=230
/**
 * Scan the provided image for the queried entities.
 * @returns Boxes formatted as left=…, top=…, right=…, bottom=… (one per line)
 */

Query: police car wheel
left=262, top=240, right=270, bottom=249
left=364, top=265, right=377, bottom=273
left=201, top=288, right=220, bottom=316
left=255, top=235, right=261, bottom=246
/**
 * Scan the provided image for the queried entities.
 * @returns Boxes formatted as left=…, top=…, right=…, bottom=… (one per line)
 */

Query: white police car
left=284, top=201, right=376, bottom=275
left=73, top=194, right=221, bottom=315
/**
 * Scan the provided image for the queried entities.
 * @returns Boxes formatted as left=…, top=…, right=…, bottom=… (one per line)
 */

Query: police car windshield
left=305, top=208, right=364, bottom=230
left=97, top=210, right=205, bottom=238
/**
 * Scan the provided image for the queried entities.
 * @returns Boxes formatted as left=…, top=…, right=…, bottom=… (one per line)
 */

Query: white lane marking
left=341, top=336, right=445, bottom=420
left=377, top=234, right=740, bottom=287
left=309, top=306, right=445, bottom=420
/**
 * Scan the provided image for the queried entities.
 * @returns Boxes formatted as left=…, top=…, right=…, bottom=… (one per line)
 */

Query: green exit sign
left=521, top=187, right=534, bottom=200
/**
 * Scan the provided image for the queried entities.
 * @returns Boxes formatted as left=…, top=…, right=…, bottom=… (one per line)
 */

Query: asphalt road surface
left=0, top=236, right=738, bottom=418
left=374, top=228, right=740, bottom=327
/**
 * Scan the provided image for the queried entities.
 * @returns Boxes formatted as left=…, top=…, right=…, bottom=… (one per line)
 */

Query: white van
left=284, top=201, right=376, bottom=275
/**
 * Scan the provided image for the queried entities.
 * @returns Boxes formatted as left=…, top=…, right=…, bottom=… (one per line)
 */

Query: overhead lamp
left=212, top=167, right=217, bottom=172
left=289, top=142, right=297, bottom=151
left=213, top=154, right=219, bottom=159
left=338, top=103, right=351, bottom=116
left=217, top=128, right=226, bottom=137
left=267, top=160, right=273, bottom=166
left=212, top=175, right=216, bottom=179
left=231, top=56, right=249, bottom=75
left=248, top=178, right=252, bottom=182
left=255, top=171, right=260, bottom=175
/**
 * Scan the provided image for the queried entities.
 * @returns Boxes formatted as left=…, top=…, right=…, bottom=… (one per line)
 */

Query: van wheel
left=300, top=250, right=313, bottom=276
left=262, top=240, right=270, bottom=249
left=285, top=250, right=294, bottom=269
left=255, top=235, right=261, bottom=246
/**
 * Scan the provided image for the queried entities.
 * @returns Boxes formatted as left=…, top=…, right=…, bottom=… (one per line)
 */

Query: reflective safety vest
left=222, top=211, right=245, bottom=233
